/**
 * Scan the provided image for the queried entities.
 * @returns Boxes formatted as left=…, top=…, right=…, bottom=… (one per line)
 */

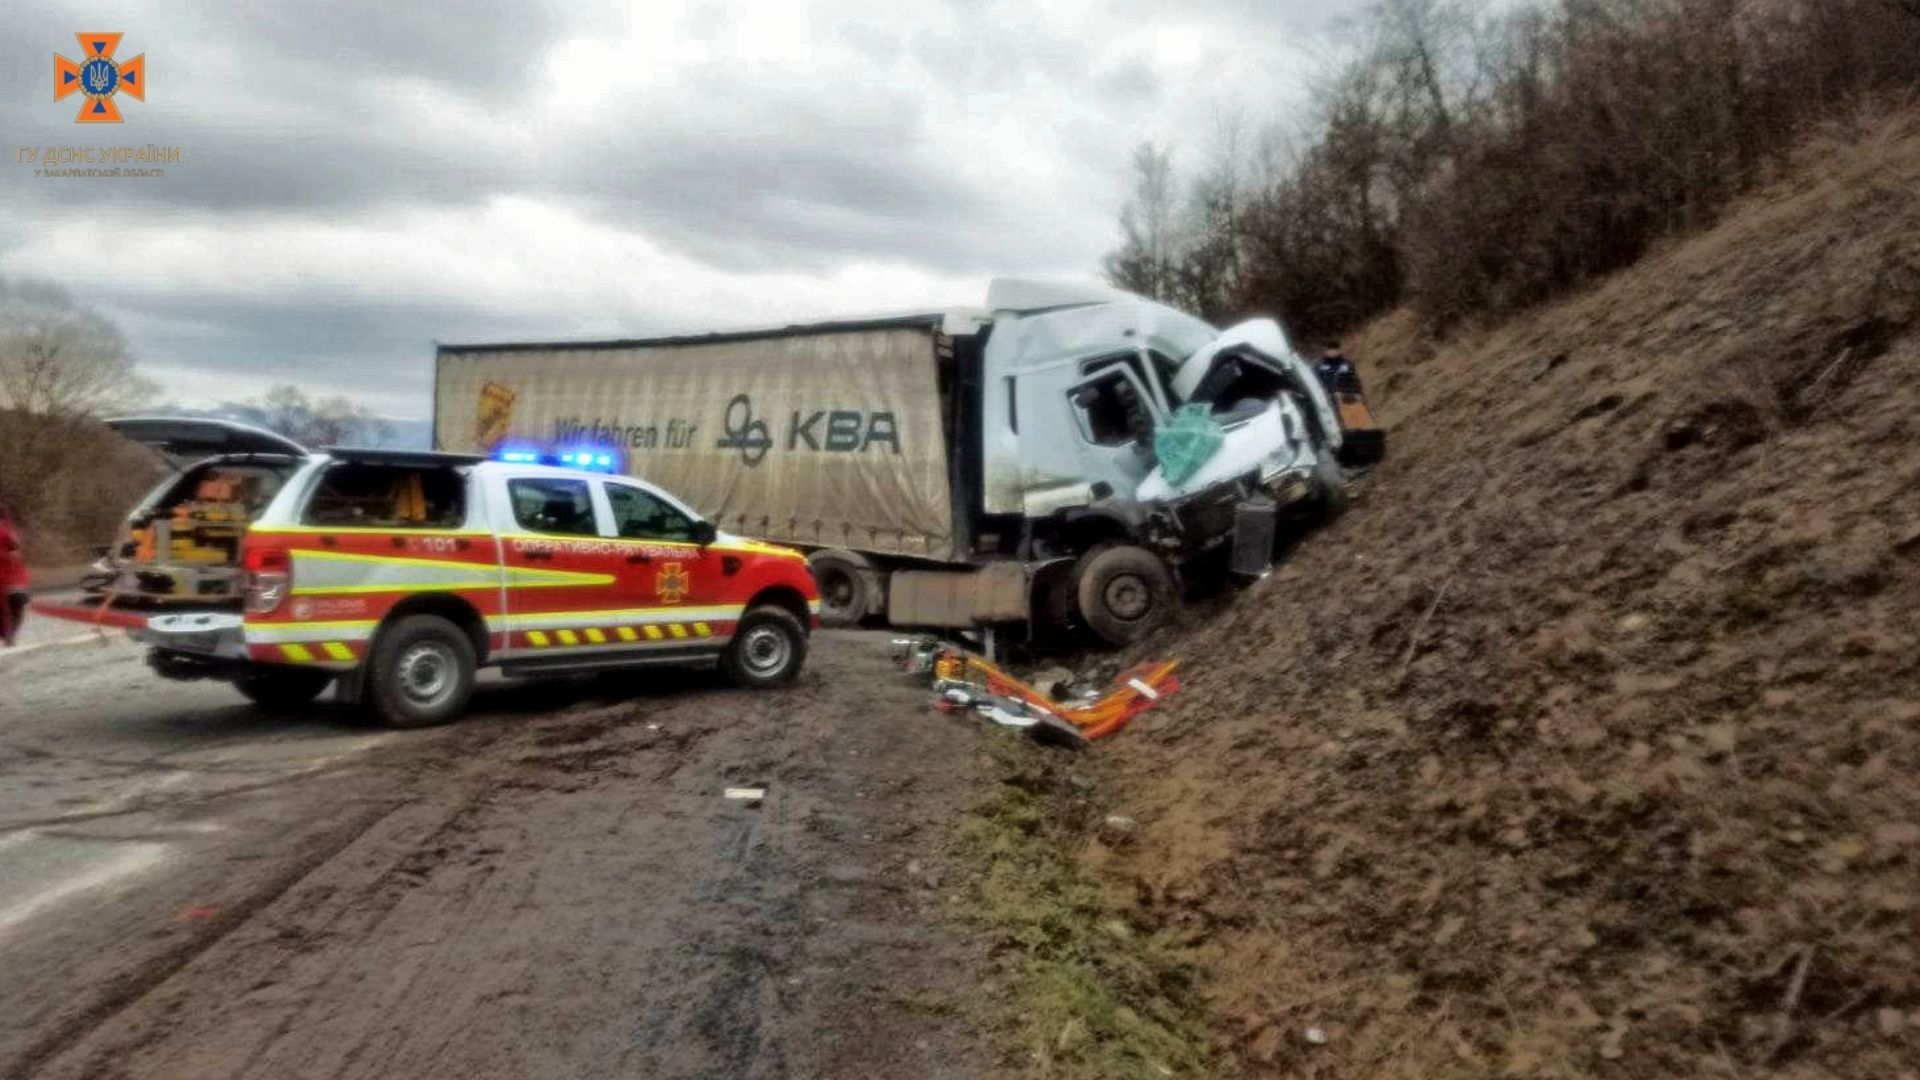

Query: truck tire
left=807, top=550, right=873, bottom=627
left=1074, top=544, right=1176, bottom=646
left=234, top=667, right=334, bottom=710
left=366, top=615, right=477, bottom=728
left=1314, top=444, right=1348, bottom=519
left=721, top=604, right=809, bottom=688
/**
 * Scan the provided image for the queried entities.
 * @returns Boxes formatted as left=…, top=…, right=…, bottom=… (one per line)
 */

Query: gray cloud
left=0, top=0, right=1361, bottom=420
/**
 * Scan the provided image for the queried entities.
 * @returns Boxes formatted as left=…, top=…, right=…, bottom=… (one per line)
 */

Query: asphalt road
left=0, top=630, right=992, bottom=1080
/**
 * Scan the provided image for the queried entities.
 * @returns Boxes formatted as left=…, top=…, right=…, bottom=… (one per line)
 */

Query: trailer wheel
left=1074, top=544, right=1176, bottom=646
left=721, top=605, right=809, bottom=688
left=808, top=550, right=874, bottom=627
left=366, top=615, right=476, bottom=728
left=234, top=667, right=334, bottom=711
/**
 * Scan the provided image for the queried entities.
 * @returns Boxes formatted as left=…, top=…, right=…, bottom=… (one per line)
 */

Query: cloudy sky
left=2, top=0, right=1362, bottom=421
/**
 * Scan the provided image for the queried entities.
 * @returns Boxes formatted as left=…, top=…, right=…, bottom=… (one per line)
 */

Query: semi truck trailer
left=432, top=278, right=1346, bottom=645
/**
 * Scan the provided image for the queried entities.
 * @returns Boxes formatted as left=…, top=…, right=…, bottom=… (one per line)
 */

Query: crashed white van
left=432, top=278, right=1345, bottom=645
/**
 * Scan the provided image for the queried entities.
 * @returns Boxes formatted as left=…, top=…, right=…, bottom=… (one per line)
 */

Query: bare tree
left=251, top=384, right=393, bottom=448
left=1175, top=110, right=1251, bottom=322
left=0, top=278, right=155, bottom=420
left=0, top=278, right=157, bottom=523
left=1111, top=0, right=1920, bottom=337
left=1105, top=141, right=1180, bottom=302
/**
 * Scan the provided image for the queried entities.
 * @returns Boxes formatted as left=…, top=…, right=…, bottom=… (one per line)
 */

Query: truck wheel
left=721, top=605, right=809, bottom=688
left=1074, top=544, right=1176, bottom=646
left=1314, top=445, right=1349, bottom=519
left=234, top=667, right=334, bottom=710
left=366, top=615, right=476, bottom=728
left=807, top=550, right=873, bottom=627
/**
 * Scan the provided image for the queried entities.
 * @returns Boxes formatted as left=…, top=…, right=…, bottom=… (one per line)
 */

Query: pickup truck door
left=488, top=473, right=633, bottom=656
left=599, top=479, right=731, bottom=644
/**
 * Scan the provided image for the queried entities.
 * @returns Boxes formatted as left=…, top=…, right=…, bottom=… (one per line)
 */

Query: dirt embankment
left=1087, top=110, right=1920, bottom=1077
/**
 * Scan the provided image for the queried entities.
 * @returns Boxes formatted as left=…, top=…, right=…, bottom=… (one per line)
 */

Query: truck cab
left=953, top=282, right=1346, bottom=642
left=39, top=420, right=821, bottom=727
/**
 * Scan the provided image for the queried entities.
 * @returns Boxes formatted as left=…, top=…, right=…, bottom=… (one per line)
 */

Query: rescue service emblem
left=655, top=561, right=690, bottom=604
left=55, top=33, right=145, bottom=124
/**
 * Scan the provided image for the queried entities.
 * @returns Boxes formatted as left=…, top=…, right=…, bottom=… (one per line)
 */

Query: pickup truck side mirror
left=688, top=520, right=718, bottom=546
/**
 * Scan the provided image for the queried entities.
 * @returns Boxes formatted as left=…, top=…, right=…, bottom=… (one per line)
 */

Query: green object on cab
left=1152, top=404, right=1225, bottom=488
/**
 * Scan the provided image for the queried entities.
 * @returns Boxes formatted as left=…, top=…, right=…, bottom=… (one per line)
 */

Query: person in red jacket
left=0, top=503, right=28, bottom=646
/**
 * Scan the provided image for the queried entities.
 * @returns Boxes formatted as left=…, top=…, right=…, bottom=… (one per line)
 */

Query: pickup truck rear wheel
left=366, top=615, right=476, bottom=728
left=234, top=667, right=333, bottom=710
left=1075, top=544, right=1176, bottom=646
left=721, top=605, right=809, bottom=688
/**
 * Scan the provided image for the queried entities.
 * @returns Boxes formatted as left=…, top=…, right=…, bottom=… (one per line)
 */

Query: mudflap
left=333, top=661, right=369, bottom=706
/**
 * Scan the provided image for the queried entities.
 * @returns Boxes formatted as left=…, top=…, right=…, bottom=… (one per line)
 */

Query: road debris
left=897, top=637, right=1181, bottom=747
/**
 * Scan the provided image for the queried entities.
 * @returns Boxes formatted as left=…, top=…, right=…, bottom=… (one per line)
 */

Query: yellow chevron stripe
left=584, top=627, right=606, bottom=644
left=322, top=642, right=355, bottom=661
left=280, top=643, right=315, bottom=663
left=644, top=625, right=663, bottom=641
left=694, top=622, right=711, bottom=637
left=527, top=630, right=550, bottom=647
left=669, top=623, right=688, bottom=639
left=556, top=629, right=579, bottom=645
left=617, top=626, right=637, bottom=642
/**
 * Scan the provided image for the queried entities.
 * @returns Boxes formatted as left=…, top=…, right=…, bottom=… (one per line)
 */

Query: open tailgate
left=107, top=416, right=306, bottom=467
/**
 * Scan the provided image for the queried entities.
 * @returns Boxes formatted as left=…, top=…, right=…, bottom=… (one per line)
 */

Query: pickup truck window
left=508, top=477, right=597, bottom=536
left=303, top=464, right=465, bottom=528
left=605, top=483, right=699, bottom=542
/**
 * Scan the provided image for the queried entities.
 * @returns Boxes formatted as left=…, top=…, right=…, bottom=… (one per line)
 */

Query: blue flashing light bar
left=492, top=447, right=620, bottom=472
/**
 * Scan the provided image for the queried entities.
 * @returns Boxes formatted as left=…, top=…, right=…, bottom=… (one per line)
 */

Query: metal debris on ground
left=895, top=637, right=1180, bottom=747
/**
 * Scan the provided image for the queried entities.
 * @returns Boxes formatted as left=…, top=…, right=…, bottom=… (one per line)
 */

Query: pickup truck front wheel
left=721, top=605, right=808, bottom=688
left=1075, top=544, right=1176, bottom=646
left=234, top=667, right=334, bottom=711
left=366, top=615, right=477, bottom=728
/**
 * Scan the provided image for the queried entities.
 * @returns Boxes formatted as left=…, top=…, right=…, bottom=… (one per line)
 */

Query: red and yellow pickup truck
left=36, top=418, right=821, bottom=727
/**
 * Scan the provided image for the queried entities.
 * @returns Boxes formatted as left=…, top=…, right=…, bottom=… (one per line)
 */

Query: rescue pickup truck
left=35, top=418, right=822, bottom=727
